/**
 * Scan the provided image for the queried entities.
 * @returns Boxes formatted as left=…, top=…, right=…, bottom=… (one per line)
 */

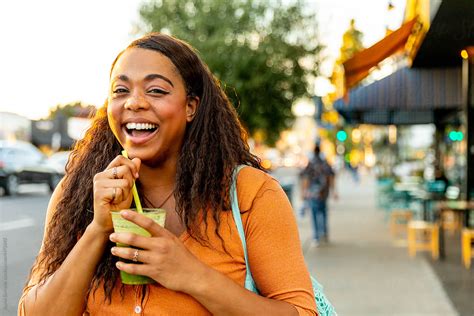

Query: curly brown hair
left=26, top=33, right=263, bottom=303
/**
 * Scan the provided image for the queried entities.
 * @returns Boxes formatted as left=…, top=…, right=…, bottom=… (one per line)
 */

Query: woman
left=19, top=33, right=316, bottom=315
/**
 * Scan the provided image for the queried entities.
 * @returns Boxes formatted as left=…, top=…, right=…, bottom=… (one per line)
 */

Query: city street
left=1, top=1, right=474, bottom=315
left=0, top=185, right=50, bottom=315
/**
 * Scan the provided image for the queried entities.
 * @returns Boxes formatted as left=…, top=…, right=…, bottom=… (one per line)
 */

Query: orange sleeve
left=238, top=168, right=317, bottom=315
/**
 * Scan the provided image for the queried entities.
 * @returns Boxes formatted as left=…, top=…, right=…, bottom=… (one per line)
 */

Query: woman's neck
left=138, top=159, right=177, bottom=193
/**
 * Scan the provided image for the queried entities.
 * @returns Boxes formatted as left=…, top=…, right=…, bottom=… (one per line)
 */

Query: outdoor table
left=436, top=200, right=474, bottom=259
left=393, top=182, right=422, bottom=192
left=438, top=200, right=474, bottom=227
left=394, top=183, right=439, bottom=221
left=409, top=190, right=435, bottom=221
left=392, top=182, right=422, bottom=210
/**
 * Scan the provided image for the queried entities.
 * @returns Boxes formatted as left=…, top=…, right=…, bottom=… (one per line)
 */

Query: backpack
left=304, top=158, right=331, bottom=199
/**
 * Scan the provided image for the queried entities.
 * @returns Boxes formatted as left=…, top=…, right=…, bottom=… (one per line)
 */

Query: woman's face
left=108, top=48, right=197, bottom=166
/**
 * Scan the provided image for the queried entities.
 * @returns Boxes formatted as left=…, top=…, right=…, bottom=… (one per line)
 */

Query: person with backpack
left=301, top=144, right=337, bottom=245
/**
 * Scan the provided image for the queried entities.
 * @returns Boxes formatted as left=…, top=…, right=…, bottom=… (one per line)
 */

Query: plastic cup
left=110, top=208, right=166, bottom=285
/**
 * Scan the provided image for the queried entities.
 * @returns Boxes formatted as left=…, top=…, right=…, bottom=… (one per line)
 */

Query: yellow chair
left=461, top=228, right=474, bottom=269
left=407, top=221, right=439, bottom=259
left=389, top=209, right=413, bottom=238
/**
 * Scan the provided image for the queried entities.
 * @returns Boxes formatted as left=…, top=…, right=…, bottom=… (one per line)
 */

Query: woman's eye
left=148, top=88, right=169, bottom=95
left=112, top=88, right=128, bottom=94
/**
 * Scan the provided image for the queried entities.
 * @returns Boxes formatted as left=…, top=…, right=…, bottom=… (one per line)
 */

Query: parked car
left=0, top=140, right=62, bottom=195
left=47, top=150, right=71, bottom=176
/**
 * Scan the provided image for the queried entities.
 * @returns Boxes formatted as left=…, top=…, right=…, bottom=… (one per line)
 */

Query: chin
left=126, top=147, right=167, bottom=166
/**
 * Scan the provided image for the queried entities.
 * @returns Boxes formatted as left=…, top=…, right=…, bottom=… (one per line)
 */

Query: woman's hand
left=92, top=156, right=141, bottom=233
left=109, top=210, right=208, bottom=293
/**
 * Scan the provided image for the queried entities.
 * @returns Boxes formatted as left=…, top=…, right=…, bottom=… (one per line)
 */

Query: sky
left=0, top=0, right=405, bottom=120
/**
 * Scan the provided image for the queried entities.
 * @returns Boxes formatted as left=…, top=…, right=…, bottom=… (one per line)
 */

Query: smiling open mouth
left=124, top=122, right=159, bottom=137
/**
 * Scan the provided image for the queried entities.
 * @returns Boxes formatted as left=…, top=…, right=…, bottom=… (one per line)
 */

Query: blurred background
left=1, top=0, right=473, bottom=315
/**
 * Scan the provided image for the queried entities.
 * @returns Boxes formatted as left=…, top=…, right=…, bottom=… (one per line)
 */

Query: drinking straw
left=121, top=150, right=143, bottom=213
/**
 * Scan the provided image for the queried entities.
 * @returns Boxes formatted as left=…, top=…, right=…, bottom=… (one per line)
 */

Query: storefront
left=334, top=0, right=474, bottom=197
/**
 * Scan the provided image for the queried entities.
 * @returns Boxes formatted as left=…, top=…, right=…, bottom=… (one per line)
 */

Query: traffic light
left=336, top=130, right=348, bottom=142
left=448, top=130, right=464, bottom=142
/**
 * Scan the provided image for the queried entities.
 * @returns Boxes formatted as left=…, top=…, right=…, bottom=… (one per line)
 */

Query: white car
left=47, top=151, right=72, bottom=175
left=0, top=140, right=62, bottom=195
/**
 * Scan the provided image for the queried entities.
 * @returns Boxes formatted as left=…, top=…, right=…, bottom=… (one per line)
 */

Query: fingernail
left=109, top=233, right=116, bottom=241
left=111, top=247, right=117, bottom=254
left=116, top=262, right=122, bottom=269
left=121, top=210, right=129, bottom=218
left=135, top=172, right=139, bottom=178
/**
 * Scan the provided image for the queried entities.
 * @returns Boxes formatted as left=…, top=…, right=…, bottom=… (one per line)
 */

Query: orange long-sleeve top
left=19, top=166, right=317, bottom=315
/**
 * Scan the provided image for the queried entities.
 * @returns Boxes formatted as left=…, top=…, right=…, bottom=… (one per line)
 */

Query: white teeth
left=125, top=122, right=158, bottom=130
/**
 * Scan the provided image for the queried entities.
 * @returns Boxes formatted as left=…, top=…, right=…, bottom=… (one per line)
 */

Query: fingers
left=115, top=260, right=149, bottom=277
left=110, top=232, right=154, bottom=250
left=94, top=179, right=131, bottom=204
left=93, top=155, right=140, bottom=207
left=107, top=155, right=140, bottom=178
left=131, top=158, right=141, bottom=175
left=110, top=232, right=173, bottom=264
left=106, top=165, right=134, bottom=181
left=120, top=210, right=171, bottom=238
left=110, top=234, right=173, bottom=276
left=94, top=159, right=137, bottom=190
left=111, top=247, right=152, bottom=264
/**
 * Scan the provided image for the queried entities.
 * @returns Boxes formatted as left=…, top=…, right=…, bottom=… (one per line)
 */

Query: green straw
left=121, top=150, right=143, bottom=213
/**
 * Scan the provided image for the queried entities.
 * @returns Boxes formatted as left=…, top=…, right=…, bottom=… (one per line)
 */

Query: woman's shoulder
left=235, top=165, right=283, bottom=212
left=236, top=165, right=276, bottom=187
left=46, top=178, right=67, bottom=222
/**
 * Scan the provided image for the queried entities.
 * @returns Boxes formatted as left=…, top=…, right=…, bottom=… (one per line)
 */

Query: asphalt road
left=0, top=184, right=51, bottom=316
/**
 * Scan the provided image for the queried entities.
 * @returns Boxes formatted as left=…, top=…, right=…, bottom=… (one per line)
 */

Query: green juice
left=110, top=208, right=166, bottom=285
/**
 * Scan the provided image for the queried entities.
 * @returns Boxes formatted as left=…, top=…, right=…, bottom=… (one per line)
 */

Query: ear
left=186, top=96, right=199, bottom=122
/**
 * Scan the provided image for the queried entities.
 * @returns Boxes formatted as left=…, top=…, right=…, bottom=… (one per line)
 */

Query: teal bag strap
left=230, top=165, right=337, bottom=316
left=231, top=165, right=258, bottom=293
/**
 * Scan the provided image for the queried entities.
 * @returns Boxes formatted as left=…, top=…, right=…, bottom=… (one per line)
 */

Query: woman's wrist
left=86, top=222, right=113, bottom=240
left=185, top=263, right=215, bottom=297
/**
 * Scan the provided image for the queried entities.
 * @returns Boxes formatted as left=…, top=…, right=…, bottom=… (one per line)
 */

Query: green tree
left=47, top=102, right=96, bottom=120
left=139, top=0, right=322, bottom=144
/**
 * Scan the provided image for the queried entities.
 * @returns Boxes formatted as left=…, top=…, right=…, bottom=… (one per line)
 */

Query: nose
left=124, top=92, right=149, bottom=111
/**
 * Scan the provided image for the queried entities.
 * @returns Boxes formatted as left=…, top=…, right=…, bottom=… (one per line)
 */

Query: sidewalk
left=293, top=171, right=459, bottom=316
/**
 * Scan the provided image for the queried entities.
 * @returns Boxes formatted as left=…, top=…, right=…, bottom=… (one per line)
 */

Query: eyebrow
left=114, top=74, right=174, bottom=87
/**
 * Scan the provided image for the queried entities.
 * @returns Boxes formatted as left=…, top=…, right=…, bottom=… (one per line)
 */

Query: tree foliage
left=139, top=0, right=322, bottom=144
left=47, top=102, right=96, bottom=120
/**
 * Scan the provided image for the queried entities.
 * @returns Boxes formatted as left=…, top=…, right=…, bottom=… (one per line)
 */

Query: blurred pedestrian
left=346, top=161, right=360, bottom=183
left=298, top=197, right=311, bottom=219
left=19, top=33, right=317, bottom=315
left=301, top=144, right=337, bottom=245
left=434, top=166, right=449, bottom=193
